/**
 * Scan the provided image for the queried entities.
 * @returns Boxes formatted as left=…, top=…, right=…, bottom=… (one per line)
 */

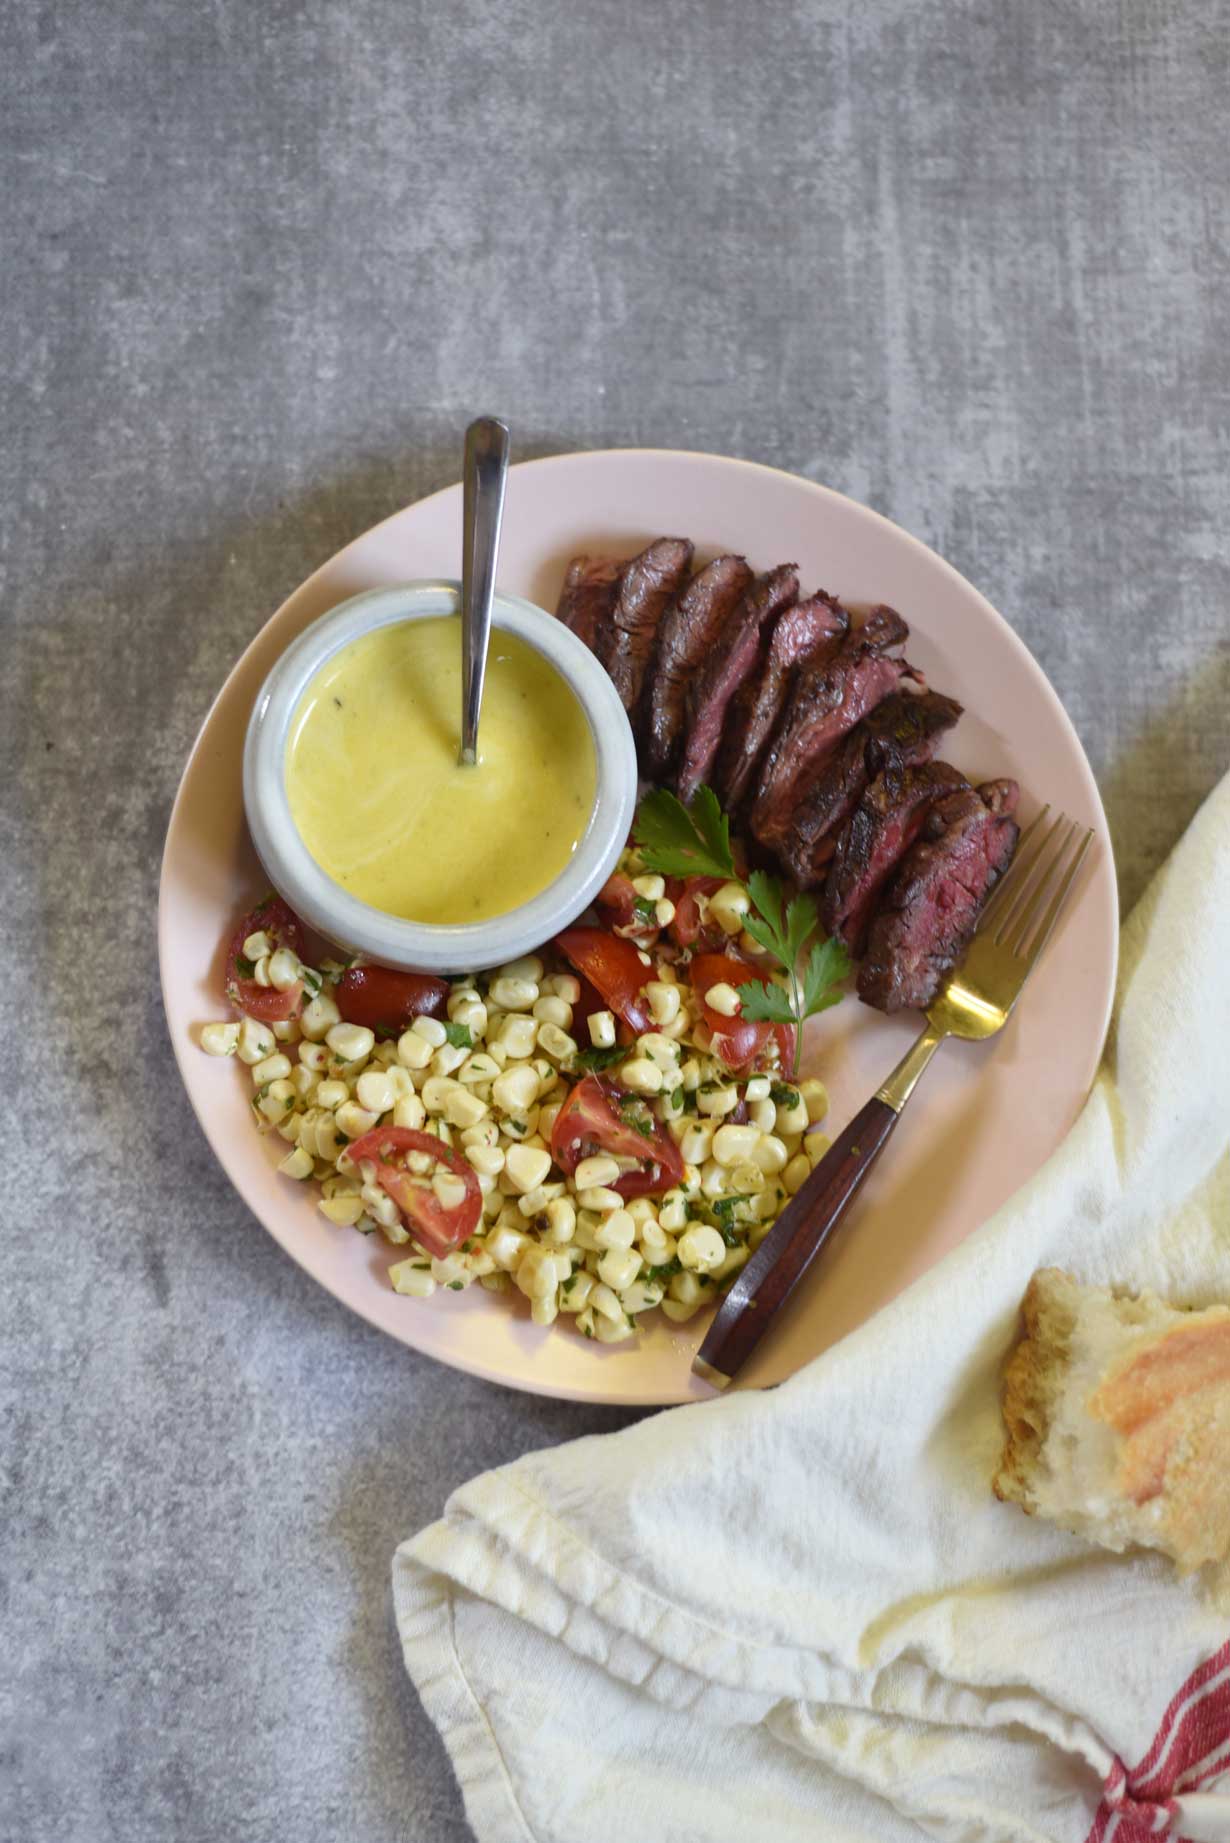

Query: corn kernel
left=573, top=1153, right=620, bottom=1191
left=712, top=1122, right=761, bottom=1167
left=326, top=1021, right=375, bottom=1065
left=390, top=1259, right=436, bottom=1298
left=598, top=1246, right=641, bottom=1293
left=299, top=993, right=341, bottom=1041
left=200, top=1021, right=239, bottom=1056
left=492, top=1063, right=539, bottom=1114
left=319, top=1195, right=364, bottom=1227
left=593, top=1209, right=636, bottom=1251
left=704, top=981, right=742, bottom=1018
left=620, top=1057, right=663, bottom=1095
left=237, top=1017, right=276, bottom=1064
left=587, top=1009, right=616, bottom=1049
left=783, top=1152, right=811, bottom=1195
left=356, top=1069, right=395, bottom=1114
left=504, top=1144, right=552, bottom=1194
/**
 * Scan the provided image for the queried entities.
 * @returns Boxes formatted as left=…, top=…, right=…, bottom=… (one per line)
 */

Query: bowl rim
left=242, top=579, right=638, bottom=972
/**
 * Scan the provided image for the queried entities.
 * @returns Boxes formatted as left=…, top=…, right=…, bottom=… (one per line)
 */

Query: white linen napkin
left=394, top=771, right=1230, bottom=1843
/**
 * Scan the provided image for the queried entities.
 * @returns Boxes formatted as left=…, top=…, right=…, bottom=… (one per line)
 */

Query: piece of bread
left=994, top=1267, right=1230, bottom=1574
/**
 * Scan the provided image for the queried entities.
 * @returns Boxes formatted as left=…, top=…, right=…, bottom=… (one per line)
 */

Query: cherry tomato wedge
left=554, top=927, right=653, bottom=1034
left=550, top=1074, right=684, bottom=1200
left=595, top=872, right=638, bottom=928
left=225, top=895, right=306, bottom=1022
left=690, top=951, right=797, bottom=1074
left=595, top=871, right=658, bottom=941
left=344, top=1126, right=481, bottom=1257
left=666, top=875, right=726, bottom=948
left=334, top=965, right=449, bottom=1037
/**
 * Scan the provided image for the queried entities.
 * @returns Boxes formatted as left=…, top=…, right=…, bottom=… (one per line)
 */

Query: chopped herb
left=632, top=895, right=657, bottom=923
left=412, top=1261, right=430, bottom=1270
left=618, top=1097, right=654, bottom=1140
left=447, top=1280, right=464, bottom=1291
left=736, top=871, right=851, bottom=1076
left=443, top=1022, right=473, bottom=1049
left=506, top=1118, right=527, bottom=1136
left=770, top=1083, right=800, bottom=1109
left=669, top=1085, right=684, bottom=1112
left=710, top=1195, right=753, bottom=1244
left=301, top=968, right=323, bottom=998
left=575, top=1043, right=626, bottom=1072
left=582, top=1322, right=595, bottom=1338
left=460, top=1238, right=476, bottom=1252
left=645, top=1255, right=683, bottom=1282
left=235, top=954, right=256, bottom=978
left=374, top=1024, right=400, bottom=1042
left=632, top=783, right=735, bottom=880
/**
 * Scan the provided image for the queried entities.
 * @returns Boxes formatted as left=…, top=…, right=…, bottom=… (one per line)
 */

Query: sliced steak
left=598, top=538, right=694, bottom=722
left=822, top=758, right=969, bottom=953
left=716, top=593, right=849, bottom=814
left=858, top=779, right=1021, bottom=1014
left=644, top=554, right=753, bottom=781
left=749, top=605, right=915, bottom=866
left=782, top=689, right=964, bottom=888
left=675, top=563, right=799, bottom=802
left=555, top=555, right=624, bottom=653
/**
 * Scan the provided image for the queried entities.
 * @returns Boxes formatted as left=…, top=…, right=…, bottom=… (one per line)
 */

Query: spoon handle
left=459, top=416, right=510, bottom=766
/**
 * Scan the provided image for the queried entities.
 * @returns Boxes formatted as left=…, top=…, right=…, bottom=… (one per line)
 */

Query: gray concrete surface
left=3, top=3, right=1228, bottom=1839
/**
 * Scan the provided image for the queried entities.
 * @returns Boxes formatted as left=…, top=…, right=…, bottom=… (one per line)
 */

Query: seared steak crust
left=675, top=564, right=799, bottom=802
left=750, top=605, right=915, bottom=868
left=858, top=779, right=1020, bottom=1013
left=555, top=556, right=624, bottom=653
left=822, top=758, right=968, bottom=952
left=599, top=538, right=694, bottom=720
left=717, top=593, right=849, bottom=814
left=781, top=689, right=964, bottom=889
left=645, top=555, right=753, bottom=781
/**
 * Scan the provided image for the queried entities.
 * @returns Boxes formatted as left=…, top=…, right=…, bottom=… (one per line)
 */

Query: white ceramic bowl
left=242, top=580, right=637, bottom=972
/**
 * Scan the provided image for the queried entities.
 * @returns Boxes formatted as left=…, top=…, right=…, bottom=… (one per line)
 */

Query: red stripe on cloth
left=1083, top=1641, right=1230, bottom=1843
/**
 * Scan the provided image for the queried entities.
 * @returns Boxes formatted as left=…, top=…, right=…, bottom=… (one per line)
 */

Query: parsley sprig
left=633, top=786, right=736, bottom=880
left=633, top=782, right=850, bottom=1075
left=737, top=870, right=850, bottom=1076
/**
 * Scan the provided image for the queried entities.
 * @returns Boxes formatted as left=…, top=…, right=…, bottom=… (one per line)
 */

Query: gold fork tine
left=992, top=813, right=1071, bottom=948
left=976, top=803, right=1051, bottom=934
left=1000, top=819, right=1078, bottom=954
left=1009, top=825, right=1094, bottom=967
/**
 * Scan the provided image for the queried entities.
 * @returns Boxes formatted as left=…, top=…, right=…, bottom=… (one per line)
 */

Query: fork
left=692, top=809, right=1095, bottom=1391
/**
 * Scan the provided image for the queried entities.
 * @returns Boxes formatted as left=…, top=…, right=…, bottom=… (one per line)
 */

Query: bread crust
left=993, top=1268, right=1230, bottom=1576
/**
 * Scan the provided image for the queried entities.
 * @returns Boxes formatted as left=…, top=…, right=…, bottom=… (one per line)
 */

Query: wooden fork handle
left=692, top=1097, right=900, bottom=1390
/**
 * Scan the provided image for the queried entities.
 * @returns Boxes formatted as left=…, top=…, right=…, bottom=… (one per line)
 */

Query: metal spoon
left=458, top=415, right=510, bottom=766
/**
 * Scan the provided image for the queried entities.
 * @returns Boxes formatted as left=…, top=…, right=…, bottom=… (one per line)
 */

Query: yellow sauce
left=285, top=617, right=596, bottom=923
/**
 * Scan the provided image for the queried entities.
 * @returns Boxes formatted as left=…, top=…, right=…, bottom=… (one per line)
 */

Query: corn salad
left=198, top=871, right=831, bottom=1343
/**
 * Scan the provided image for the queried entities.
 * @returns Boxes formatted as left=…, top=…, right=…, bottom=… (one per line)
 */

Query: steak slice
left=822, top=758, right=969, bottom=953
left=716, top=593, right=850, bottom=814
left=749, top=605, right=915, bottom=865
left=675, top=563, right=799, bottom=802
left=644, top=554, right=754, bottom=781
left=782, top=689, right=964, bottom=888
left=555, top=556, right=623, bottom=653
left=858, top=779, right=1021, bottom=1013
left=599, top=538, right=694, bottom=721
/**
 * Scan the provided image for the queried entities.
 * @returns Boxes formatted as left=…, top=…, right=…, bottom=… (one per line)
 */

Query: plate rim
left=159, top=446, right=1119, bottom=1405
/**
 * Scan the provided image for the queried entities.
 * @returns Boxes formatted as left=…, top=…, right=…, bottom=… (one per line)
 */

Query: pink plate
left=159, top=449, right=1118, bottom=1405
